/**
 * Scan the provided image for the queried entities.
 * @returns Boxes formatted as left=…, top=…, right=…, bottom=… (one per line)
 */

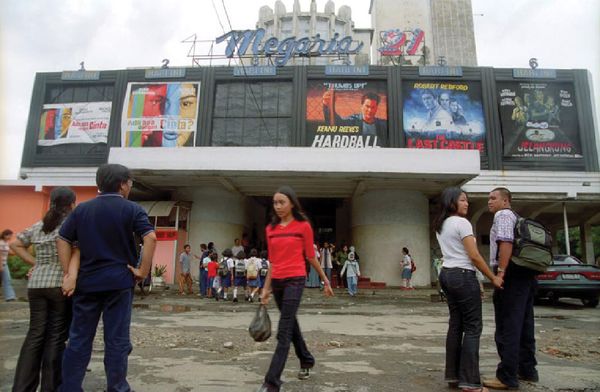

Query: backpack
left=235, top=259, right=247, bottom=277
left=510, top=212, right=553, bottom=273
left=246, top=259, right=258, bottom=279
left=218, top=258, right=230, bottom=277
left=410, top=258, right=416, bottom=273
left=260, top=259, right=269, bottom=277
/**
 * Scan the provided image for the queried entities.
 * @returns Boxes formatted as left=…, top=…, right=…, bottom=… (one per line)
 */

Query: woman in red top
left=258, top=186, right=333, bottom=392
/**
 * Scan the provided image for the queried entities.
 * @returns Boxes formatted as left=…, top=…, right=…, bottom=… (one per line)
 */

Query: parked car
left=535, top=255, right=600, bottom=307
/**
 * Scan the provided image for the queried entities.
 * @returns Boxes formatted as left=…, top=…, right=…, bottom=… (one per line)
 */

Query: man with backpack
left=484, top=187, right=540, bottom=390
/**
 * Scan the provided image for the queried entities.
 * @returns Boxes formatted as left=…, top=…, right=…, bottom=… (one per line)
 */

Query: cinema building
left=2, top=0, right=599, bottom=287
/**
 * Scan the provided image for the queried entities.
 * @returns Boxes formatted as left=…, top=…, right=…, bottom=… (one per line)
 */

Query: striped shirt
left=17, top=221, right=64, bottom=289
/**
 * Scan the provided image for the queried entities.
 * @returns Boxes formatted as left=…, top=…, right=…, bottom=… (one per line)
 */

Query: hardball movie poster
left=38, top=102, right=111, bottom=146
left=306, top=80, right=388, bottom=148
left=121, top=82, right=200, bottom=147
left=403, top=81, right=486, bottom=153
left=497, top=82, right=582, bottom=159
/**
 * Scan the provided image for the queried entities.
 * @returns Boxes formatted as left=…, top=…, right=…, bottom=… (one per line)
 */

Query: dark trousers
left=60, top=288, right=133, bottom=392
left=13, top=288, right=70, bottom=392
left=265, top=277, right=315, bottom=390
left=199, top=269, right=208, bottom=296
left=439, top=268, right=483, bottom=389
left=493, top=264, right=538, bottom=388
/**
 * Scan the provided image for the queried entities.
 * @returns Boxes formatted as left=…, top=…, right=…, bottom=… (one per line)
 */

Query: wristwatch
left=497, top=267, right=505, bottom=273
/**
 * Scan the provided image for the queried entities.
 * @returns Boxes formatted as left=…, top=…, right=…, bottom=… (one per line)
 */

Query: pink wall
left=0, top=185, right=97, bottom=233
left=154, top=241, right=176, bottom=284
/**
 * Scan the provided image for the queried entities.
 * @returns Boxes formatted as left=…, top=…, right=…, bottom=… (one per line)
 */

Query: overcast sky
left=1, top=0, right=598, bottom=180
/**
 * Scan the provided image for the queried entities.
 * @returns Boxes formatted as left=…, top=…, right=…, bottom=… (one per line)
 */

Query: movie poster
left=306, top=80, right=388, bottom=148
left=497, top=82, right=581, bottom=159
left=38, top=102, right=111, bottom=146
left=403, top=81, right=486, bottom=153
left=121, top=82, right=200, bottom=147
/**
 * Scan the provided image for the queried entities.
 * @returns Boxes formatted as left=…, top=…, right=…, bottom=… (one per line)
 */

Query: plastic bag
left=249, top=304, right=271, bottom=342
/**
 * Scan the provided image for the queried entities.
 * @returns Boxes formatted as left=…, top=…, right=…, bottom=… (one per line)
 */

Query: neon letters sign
left=216, top=28, right=364, bottom=66
left=379, top=28, right=425, bottom=56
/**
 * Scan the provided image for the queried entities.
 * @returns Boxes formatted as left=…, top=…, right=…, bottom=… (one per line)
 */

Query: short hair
left=200, top=243, right=207, bottom=250
left=361, top=92, right=380, bottom=105
left=236, top=250, right=246, bottom=259
left=1, top=229, right=13, bottom=239
left=96, top=164, right=132, bottom=193
left=492, top=187, right=512, bottom=203
left=249, top=248, right=258, bottom=257
left=183, top=244, right=191, bottom=249
left=260, top=250, right=268, bottom=259
left=421, top=89, right=436, bottom=99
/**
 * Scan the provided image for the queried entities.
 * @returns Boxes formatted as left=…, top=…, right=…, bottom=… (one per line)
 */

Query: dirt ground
left=2, top=280, right=600, bottom=392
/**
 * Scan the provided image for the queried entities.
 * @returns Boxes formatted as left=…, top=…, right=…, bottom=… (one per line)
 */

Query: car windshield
left=553, top=256, right=582, bottom=266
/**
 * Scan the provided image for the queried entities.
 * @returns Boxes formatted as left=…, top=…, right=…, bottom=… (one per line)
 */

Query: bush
left=7, top=255, right=32, bottom=280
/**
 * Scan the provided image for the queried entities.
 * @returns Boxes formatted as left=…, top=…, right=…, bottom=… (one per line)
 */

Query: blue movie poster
left=403, top=80, right=486, bottom=153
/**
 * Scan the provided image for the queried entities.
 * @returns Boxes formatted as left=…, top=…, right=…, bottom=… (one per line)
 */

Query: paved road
left=2, top=280, right=599, bottom=391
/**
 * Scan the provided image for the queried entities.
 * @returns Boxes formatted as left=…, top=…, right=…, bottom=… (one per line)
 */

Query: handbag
left=249, top=304, right=272, bottom=342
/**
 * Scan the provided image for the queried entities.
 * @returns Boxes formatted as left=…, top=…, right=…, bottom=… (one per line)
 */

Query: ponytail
left=42, top=187, right=76, bottom=233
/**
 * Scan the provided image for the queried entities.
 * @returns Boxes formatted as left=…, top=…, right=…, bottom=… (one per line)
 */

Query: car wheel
left=581, top=297, right=599, bottom=308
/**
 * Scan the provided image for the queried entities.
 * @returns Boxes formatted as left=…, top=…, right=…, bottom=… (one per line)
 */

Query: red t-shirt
left=207, top=261, right=218, bottom=278
left=266, top=220, right=315, bottom=279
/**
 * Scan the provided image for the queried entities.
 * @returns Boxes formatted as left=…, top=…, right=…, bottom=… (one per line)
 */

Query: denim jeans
left=439, top=267, right=483, bottom=389
left=347, top=276, right=358, bottom=296
left=2, top=263, right=16, bottom=301
left=493, top=263, right=538, bottom=388
left=264, top=277, right=314, bottom=390
left=60, top=288, right=133, bottom=392
left=13, top=288, right=70, bottom=392
left=199, top=268, right=208, bottom=296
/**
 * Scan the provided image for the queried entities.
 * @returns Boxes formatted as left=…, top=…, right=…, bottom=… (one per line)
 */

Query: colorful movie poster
left=497, top=82, right=581, bottom=159
left=403, top=81, right=486, bottom=153
left=121, top=82, right=200, bottom=147
left=306, top=80, right=388, bottom=148
left=38, top=102, right=111, bottom=146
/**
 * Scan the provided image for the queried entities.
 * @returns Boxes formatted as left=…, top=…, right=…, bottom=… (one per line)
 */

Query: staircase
left=330, top=272, right=387, bottom=289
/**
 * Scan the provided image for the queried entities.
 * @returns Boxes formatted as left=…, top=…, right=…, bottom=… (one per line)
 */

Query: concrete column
left=352, top=189, right=430, bottom=287
left=176, top=186, right=247, bottom=256
left=581, top=223, right=595, bottom=265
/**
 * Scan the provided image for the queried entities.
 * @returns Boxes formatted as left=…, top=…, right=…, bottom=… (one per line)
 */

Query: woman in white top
left=433, top=187, right=502, bottom=392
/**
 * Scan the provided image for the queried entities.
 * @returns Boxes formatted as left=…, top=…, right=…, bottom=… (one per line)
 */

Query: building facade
left=2, top=0, right=599, bottom=286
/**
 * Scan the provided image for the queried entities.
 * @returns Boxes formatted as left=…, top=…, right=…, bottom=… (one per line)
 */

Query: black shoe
left=297, top=367, right=310, bottom=380
left=518, top=372, right=539, bottom=382
left=233, top=297, right=238, bottom=303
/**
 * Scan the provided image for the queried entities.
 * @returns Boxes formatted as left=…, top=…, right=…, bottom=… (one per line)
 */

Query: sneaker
left=297, top=368, right=310, bottom=380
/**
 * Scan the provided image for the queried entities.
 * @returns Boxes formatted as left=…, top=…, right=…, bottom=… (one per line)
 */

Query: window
left=44, top=84, right=114, bottom=103
left=212, top=82, right=292, bottom=146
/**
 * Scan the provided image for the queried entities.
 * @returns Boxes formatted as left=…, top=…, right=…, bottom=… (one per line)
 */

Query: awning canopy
left=109, top=147, right=481, bottom=198
left=137, top=201, right=177, bottom=217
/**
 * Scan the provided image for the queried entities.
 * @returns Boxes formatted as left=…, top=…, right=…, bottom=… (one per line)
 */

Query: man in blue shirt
left=57, top=163, right=156, bottom=392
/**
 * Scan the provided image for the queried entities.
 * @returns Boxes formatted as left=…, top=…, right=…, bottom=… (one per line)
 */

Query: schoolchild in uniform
left=258, top=250, right=270, bottom=297
left=219, top=248, right=234, bottom=300
left=233, top=250, right=247, bottom=303
left=246, top=248, right=262, bottom=302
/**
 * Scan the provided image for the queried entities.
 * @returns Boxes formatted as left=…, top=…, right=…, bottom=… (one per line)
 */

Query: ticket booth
left=138, top=201, right=191, bottom=285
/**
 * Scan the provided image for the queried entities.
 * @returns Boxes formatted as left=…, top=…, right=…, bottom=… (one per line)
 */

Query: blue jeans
left=439, top=268, right=483, bottom=390
left=60, top=288, right=133, bottom=392
left=347, top=276, right=358, bottom=296
left=264, top=277, right=314, bottom=390
left=2, top=263, right=16, bottom=301
left=199, top=269, right=208, bottom=296
left=493, top=263, right=538, bottom=388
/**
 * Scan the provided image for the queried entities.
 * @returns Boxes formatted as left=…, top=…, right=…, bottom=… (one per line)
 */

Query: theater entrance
left=254, top=196, right=350, bottom=248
